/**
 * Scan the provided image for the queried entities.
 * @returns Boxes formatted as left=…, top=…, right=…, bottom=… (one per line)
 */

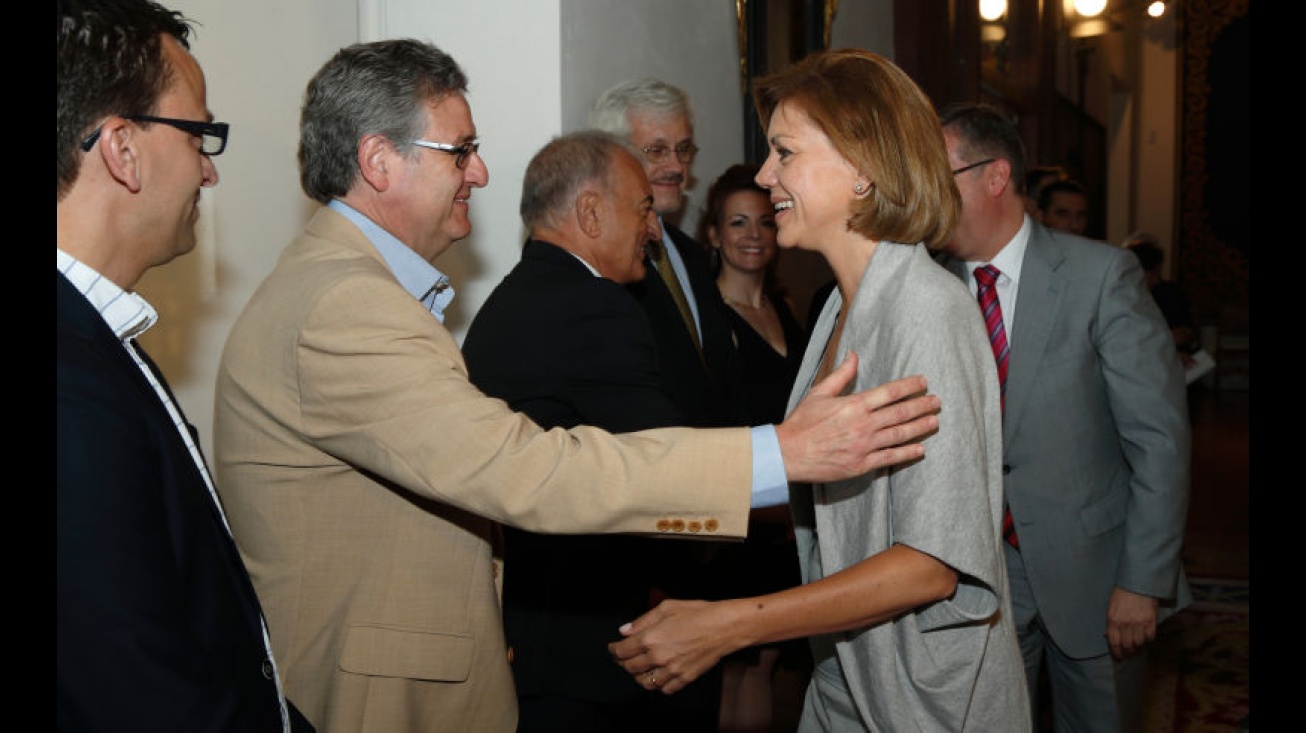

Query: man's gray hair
left=588, top=78, right=693, bottom=137
left=298, top=38, right=468, bottom=204
left=520, top=130, right=632, bottom=231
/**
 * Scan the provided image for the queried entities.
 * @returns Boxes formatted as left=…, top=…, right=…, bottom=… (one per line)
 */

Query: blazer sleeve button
left=688, top=520, right=703, bottom=533
left=704, top=519, right=719, bottom=532
left=656, top=519, right=672, bottom=532
left=262, top=659, right=275, bottom=679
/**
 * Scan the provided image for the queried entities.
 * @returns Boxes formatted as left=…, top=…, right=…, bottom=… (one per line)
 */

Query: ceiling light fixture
left=1073, top=0, right=1108, bottom=17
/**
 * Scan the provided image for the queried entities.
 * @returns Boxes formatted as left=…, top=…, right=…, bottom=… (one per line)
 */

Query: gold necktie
left=646, top=238, right=703, bottom=356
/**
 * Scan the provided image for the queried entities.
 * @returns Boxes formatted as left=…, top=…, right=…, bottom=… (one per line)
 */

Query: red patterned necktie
left=975, top=265, right=1018, bottom=549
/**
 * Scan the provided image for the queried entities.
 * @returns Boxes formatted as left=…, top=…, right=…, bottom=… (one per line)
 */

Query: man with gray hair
left=590, top=79, right=746, bottom=430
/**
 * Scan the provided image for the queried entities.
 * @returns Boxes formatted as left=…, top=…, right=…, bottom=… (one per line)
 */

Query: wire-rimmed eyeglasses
left=411, top=139, right=481, bottom=170
left=952, top=158, right=996, bottom=176
left=80, top=115, right=230, bottom=156
left=641, top=143, right=699, bottom=165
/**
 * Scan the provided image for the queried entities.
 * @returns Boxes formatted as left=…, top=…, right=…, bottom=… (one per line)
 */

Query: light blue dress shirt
left=329, top=200, right=789, bottom=508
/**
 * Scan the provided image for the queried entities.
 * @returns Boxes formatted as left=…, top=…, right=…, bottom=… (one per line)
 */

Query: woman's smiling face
left=710, top=189, right=777, bottom=276
left=754, top=99, right=862, bottom=251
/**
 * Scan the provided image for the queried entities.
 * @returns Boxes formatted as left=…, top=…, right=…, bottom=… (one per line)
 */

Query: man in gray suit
left=936, top=103, right=1191, bottom=733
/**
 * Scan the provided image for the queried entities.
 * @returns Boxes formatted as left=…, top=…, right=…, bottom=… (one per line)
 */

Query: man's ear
left=989, top=158, right=1015, bottom=197
left=575, top=190, right=602, bottom=238
left=97, top=118, right=143, bottom=193
left=357, top=134, right=394, bottom=192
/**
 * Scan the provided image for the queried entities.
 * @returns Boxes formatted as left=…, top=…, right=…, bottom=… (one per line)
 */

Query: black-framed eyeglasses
left=80, top=115, right=230, bottom=155
left=411, top=139, right=481, bottom=170
left=640, top=142, right=699, bottom=165
left=952, top=158, right=996, bottom=176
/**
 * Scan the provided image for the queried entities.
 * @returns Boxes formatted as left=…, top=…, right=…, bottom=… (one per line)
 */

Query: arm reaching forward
left=776, top=353, right=939, bottom=484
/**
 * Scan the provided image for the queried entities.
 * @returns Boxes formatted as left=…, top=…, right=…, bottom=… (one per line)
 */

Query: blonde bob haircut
left=753, top=49, right=959, bottom=249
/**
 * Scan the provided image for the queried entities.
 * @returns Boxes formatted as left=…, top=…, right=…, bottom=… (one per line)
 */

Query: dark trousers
left=516, top=665, right=722, bottom=733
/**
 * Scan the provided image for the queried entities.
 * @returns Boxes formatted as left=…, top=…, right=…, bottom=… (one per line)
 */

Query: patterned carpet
left=1143, top=577, right=1249, bottom=732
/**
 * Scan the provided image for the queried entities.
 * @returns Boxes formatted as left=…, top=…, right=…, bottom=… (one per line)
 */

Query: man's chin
left=443, top=223, right=472, bottom=246
left=653, top=192, right=683, bottom=216
left=172, top=231, right=199, bottom=260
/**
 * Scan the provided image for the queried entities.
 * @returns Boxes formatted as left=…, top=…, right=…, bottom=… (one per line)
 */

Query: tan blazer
left=214, top=207, right=752, bottom=733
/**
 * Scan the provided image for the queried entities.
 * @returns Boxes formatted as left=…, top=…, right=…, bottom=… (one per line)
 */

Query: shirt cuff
left=750, top=425, right=789, bottom=508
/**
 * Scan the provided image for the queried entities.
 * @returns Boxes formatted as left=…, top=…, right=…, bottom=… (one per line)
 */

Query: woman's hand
left=608, top=598, right=746, bottom=695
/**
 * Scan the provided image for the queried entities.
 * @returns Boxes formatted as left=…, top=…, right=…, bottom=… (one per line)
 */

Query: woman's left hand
left=608, top=598, right=743, bottom=694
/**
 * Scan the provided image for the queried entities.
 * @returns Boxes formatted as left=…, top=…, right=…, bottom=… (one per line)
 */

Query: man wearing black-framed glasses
left=57, top=2, right=310, bottom=731
left=80, top=114, right=230, bottom=156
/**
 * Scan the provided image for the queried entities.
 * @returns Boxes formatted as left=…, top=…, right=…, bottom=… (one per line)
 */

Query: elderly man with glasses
left=590, top=80, right=746, bottom=432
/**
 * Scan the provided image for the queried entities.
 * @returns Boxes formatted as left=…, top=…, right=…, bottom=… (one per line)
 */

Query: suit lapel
left=1004, top=229, right=1066, bottom=447
left=58, top=275, right=174, bottom=429
left=59, top=273, right=260, bottom=626
left=664, top=224, right=714, bottom=305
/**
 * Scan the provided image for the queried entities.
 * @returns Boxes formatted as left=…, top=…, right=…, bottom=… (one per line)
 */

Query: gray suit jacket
left=214, top=207, right=752, bottom=733
left=943, top=221, right=1191, bottom=658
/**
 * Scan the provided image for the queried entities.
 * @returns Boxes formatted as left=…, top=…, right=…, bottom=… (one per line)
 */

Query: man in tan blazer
left=214, top=39, right=940, bottom=733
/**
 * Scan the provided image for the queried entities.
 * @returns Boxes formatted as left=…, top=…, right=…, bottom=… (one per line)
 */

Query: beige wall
left=140, top=0, right=357, bottom=459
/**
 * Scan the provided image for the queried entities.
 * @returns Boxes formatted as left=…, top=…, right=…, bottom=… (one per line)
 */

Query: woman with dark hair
left=697, top=163, right=810, bottom=732
left=611, top=49, right=1028, bottom=731
left=698, top=163, right=809, bottom=429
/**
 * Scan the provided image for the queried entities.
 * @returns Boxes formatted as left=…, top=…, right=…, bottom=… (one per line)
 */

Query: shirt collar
left=567, top=250, right=601, bottom=277
left=56, top=248, right=157, bottom=341
left=328, top=200, right=455, bottom=322
left=656, top=215, right=685, bottom=266
left=965, top=214, right=1031, bottom=286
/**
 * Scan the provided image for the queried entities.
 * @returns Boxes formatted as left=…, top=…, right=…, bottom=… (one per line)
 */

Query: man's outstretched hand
left=777, top=353, right=939, bottom=484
